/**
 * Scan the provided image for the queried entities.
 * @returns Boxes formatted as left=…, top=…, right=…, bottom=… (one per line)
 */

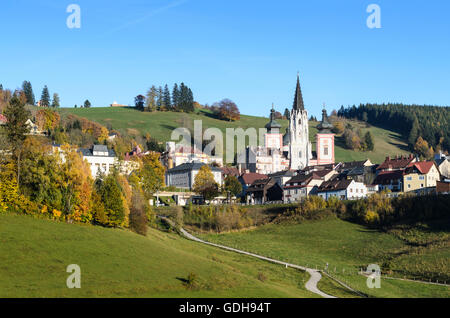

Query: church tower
left=289, top=74, right=312, bottom=170
left=315, top=108, right=335, bottom=165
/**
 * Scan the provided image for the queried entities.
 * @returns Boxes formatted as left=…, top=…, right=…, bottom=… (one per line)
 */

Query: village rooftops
left=373, top=170, right=405, bottom=185
left=239, top=172, right=269, bottom=185
left=316, top=179, right=353, bottom=193
left=406, top=161, right=436, bottom=174
left=377, top=154, right=415, bottom=171
left=79, top=145, right=116, bottom=157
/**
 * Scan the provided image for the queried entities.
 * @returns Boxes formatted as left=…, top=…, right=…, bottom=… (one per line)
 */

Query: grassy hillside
left=0, top=212, right=318, bottom=298
left=199, top=217, right=450, bottom=298
left=58, top=107, right=410, bottom=164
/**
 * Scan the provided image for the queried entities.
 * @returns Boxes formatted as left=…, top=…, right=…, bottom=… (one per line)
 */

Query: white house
left=162, top=142, right=223, bottom=169
left=79, top=145, right=118, bottom=177
left=316, top=179, right=367, bottom=201
left=165, top=162, right=222, bottom=190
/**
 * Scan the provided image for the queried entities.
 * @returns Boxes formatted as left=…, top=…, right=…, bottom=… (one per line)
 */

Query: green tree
left=163, top=84, right=171, bottom=110
left=51, top=93, right=60, bottom=108
left=172, top=83, right=180, bottom=110
left=96, top=173, right=126, bottom=227
left=83, top=100, right=91, bottom=108
left=284, top=108, right=290, bottom=119
left=408, top=117, right=420, bottom=147
left=364, top=131, right=374, bottom=151
left=223, top=175, right=242, bottom=203
left=138, top=153, right=165, bottom=198
left=41, top=86, right=50, bottom=107
left=22, top=81, right=35, bottom=105
left=193, top=165, right=219, bottom=202
left=3, top=94, right=31, bottom=184
left=146, top=86, right=158, bottom=112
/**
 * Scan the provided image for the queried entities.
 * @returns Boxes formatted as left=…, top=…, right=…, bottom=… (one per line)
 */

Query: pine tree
left=364, top=131, right=374, bottom=151
left=172, top=83, right=179, bottom=110
left=4, top=94, right=31, bottom=184
left=41, top=85, right=50, bottom=107
left=156, top=86, right=163, bottom=110
left=284, top=108, right=290, bottom=119
left=0, top=84, right=3, bottom=91
left=22, top=81, right=35, bottom=105
left=408, top=117, right=420, bottom=147
left=163, top=84, right=171, bottom=110
left=51, top=93, right=60, bottom=108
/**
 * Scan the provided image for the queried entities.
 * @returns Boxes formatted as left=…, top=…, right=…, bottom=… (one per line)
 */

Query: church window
left=299, top=151, right=302, bottom=158
left=324, top=146, right=329, bottom=156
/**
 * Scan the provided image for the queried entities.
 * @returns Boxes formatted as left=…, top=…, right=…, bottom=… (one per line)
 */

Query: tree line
left=337, top=103, right=450, bottom=153
left=135, top=83, right=195, bottom=113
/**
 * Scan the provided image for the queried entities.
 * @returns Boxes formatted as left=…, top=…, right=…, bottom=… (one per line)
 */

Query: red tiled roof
left=220, top=166, right=240, bottom=177
left=407, top=161, right=435, bottom=174
left=377, top=155, right=415, bottom=170
left=240, top=173, right=268, bottom=185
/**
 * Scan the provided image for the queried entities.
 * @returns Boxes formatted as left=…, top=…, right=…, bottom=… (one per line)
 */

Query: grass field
left=0, top=212, right=318, bottom=298
left=199, top=217, right=450, bottom=298
left=58, top=107, right=410, bottom=164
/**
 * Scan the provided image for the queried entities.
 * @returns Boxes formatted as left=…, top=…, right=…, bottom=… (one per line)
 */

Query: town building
left=317, top=179, right=367, bottom=201
left=268, top=170, right=296, bottom=187
left=238, top=74, right=336, bottom=175
left=434, top=152, right=450, bottom=179
left=162, top=142, right=223, bottom=169
left=436, top=180, right=450, bottom=194
left=283, top=172, right=327, bottom=203
left=403, top=161, right=440, bottom=192
left=78, top=145, right=118, bottom=177
left=373, top=170, right=404, bottom=192
left=110, top=101, right=127, bottom=107
left=165, top=162, right=222, bottom=190
left=25, top=119, right=43, bottom=135
left=376, top=154, right=416, bottom=172
left=246, top=178, right=283, bottom=205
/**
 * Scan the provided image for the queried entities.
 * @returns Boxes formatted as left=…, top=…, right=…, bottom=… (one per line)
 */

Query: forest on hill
left=338, top=104, right=450, bottom=154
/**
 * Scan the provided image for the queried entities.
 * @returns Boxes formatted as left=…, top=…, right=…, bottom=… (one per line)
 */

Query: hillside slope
left=58, top=107, right=410, bottom=164
left=0, top=213, right=316, bottom=298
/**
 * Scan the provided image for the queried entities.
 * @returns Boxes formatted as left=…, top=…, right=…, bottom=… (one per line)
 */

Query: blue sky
left=1, top=0, right=449, bottom=118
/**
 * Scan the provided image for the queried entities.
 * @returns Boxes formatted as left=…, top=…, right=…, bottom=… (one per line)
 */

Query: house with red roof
left=376, top=154, right=416, bottom=172
left=403, top=161, right=440, bottom=193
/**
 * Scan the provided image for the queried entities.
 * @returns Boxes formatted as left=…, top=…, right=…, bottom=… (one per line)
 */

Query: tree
left=364, top=131, right=374, bottom=151
left=214, top=99, right=240, bottom=121
left=51, top=93, right=60, bottom=108
left=138, top=153, right=165, bottom=198
left=163, top=84, right=171, bottom=110
left=83, top=100, right=91, bottom=108
left=408, top=117, right=420, bottom=147
left=22, top=81, right=35, bottom=105
left=41, top=86, right=50, bottom=107
left=156, top=86, right=164, bottom=110
left=129, top=190, right=149, bottom=236
left=172, top=83, right=180, bottom=110
left=3, top=94, right=31, bottom=184
left=134, top=95, right=145, bottom=111
left=284, top=108, right=290, bottom=119
left=146, top=86, right=158, bottom=112
left=414, top=136, right=434, bottom=160
left=193, top=165, right=219, bottom=202
left=223, top=175, right=242, bottom=203
left=96, top=173, right=126, bottom=227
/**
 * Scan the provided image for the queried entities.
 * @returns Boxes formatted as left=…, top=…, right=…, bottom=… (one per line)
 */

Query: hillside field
left=0, top=212, right=321, bottom=298
left=199, top=217, right=450, bottom=298
left=58, top=107, right=410, bottom=164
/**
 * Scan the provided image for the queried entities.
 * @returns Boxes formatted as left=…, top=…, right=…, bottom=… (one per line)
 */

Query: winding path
left=158, top=216, right=336, bottom=298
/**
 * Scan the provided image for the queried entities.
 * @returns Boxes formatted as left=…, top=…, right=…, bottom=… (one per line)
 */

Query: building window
left=419, top=176, right=425, bottom=180
left=324, top=146, right=328, bottom=156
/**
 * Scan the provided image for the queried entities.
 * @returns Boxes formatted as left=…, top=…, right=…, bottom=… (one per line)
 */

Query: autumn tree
left=137, top=152, right=165, bottom=198
left=414, top=136, right=434, bottom=160
left=214, top=99, right=240, bottom=121
left=193, top=165, right=219, bottom=202
left=146, top=86, right=158, bottom=112
left=129, top=190, right=149, bottom=236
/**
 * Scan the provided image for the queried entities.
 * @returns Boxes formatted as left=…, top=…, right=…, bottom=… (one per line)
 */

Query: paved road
left=159, top=216, right=336, bottom=298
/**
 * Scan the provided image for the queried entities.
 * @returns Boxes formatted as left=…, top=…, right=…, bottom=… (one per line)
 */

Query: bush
left=129, top=191, right=149, bottom=236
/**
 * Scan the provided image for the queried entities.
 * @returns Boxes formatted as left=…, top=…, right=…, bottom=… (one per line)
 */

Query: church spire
left=293, top=73, right=305, bottom=111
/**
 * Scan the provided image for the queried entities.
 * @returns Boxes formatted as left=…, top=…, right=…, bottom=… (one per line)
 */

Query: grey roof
left=79, top=145, right=116, bottom=157
left=269, top=170, right=295, bottom=178
left=435, top=158, right=449, bottom=166
left=265, top=107, right=282, bottom=130
left=167, top=162, right=222, bottom=173
left=317, top=109, right=333, bottom=132
left=293, top=74, right=305, bottom=111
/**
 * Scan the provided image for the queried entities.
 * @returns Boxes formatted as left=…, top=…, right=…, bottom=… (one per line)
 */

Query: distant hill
left=58, top=107, right=411, bottom=164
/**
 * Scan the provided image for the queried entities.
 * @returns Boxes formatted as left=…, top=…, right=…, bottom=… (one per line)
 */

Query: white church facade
left=239, top=75, right=335, bottom=175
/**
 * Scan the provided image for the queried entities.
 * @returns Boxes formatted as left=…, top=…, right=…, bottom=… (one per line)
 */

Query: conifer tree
left=22, top=81, right=35, bottom=105
left=163, top=84, right=171, bottom=110
left=51, top=93, right=60, bottom=108
left=172, top=83, right=179, bottom=110
left=41, top=85, right=50, bottom=107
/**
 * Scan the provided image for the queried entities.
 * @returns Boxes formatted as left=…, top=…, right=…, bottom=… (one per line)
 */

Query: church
left=239, top=74, right=335, bottom=175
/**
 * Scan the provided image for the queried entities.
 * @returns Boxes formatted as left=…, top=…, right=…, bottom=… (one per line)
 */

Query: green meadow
left=199, top=217, right=450, bottom=298
left=58, top=107, right=410, bottom=164
left=0, top=212, right=317, bottom=298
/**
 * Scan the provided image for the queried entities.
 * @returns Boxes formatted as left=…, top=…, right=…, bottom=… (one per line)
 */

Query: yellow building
left=403, top=161, right=440, bottom=192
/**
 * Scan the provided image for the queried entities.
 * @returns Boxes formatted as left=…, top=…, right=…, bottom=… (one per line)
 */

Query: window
left=406, top=176, right=412, bottom=181
left=408, top=184, right=411, bottom=189
left=419, top=176, right=425, bottom=180
left=324, top=146, right=329, bottom=156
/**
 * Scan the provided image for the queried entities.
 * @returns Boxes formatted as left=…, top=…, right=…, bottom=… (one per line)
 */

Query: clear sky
left=1, top=0, right=449, bottom=118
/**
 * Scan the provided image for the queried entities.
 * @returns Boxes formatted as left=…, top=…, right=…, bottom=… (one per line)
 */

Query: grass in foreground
left=0, top=213, right=316, bottom=298
left=199, top=217, right=450, bottom=298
